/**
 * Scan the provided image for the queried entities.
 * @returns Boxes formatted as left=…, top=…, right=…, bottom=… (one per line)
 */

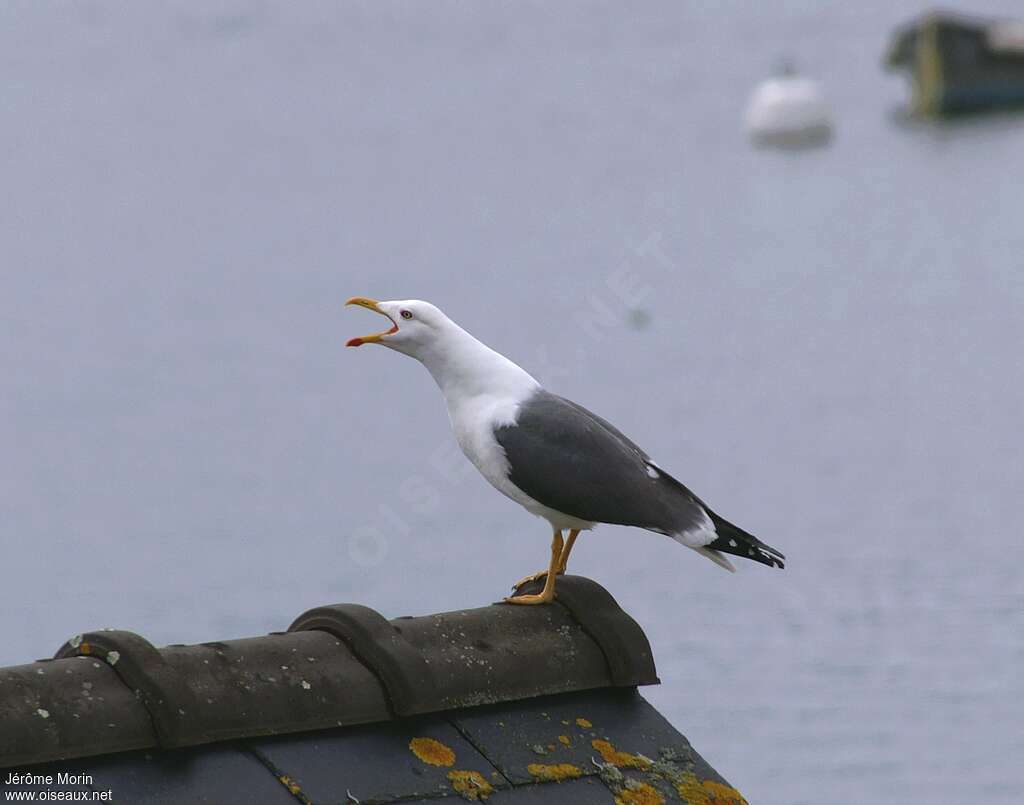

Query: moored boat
left=886, top=10, right=1024, bottom=117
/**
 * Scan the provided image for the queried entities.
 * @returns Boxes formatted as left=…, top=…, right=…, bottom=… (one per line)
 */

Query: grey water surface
left=2, top=3, right=1022, bottom=803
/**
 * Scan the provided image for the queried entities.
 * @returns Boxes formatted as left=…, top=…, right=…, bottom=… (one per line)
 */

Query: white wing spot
left=676, top=507, right=718, bottom=547
left=645, top=465, right=659, bottom=479
left=728, top=539, right=738, bottom=548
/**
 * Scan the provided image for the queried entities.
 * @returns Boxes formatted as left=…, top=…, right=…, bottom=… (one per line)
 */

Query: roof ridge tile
left=1, top=577, right=658, bottom=770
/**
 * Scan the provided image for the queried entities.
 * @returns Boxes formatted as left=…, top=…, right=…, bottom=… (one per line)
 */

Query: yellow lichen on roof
left=278, top=775, right=302, bottom=796
left=575, top=717, right=593, bottom=728
left=447, top=769, right=494, bottom=801
left=615, top=780, right=666, bottom=805
left=675, top=771, right=748, bottom=805
left=557, top=734, right=571, bottom=745
left=702, top=780, right=748, bottom=804
left=526, top=762, right=583, bottom=782
left=409, top=736, right=456, bottom=767
left=276, top=774, right=313, bottom=805
left=591, top=739, right=652, bottom=770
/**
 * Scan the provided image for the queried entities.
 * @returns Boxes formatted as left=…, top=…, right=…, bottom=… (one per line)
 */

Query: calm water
left=2, top=3, right=1023, bottom=803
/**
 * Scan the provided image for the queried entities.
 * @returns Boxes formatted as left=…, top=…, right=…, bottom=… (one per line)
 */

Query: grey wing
left=493, top=391, right=710, bottom=534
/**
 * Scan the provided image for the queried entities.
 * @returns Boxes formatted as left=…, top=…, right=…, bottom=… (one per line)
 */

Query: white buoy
left=745, top=66, right=832, bottom=148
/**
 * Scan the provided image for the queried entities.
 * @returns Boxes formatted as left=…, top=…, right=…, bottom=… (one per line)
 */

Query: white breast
left=447, top=393, right=596, bottom=532
left=448, top=393, right=530, bottom=504
left=416, top=320, right=595, bottom=531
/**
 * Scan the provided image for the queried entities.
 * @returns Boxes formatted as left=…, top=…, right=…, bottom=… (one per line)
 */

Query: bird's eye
left=400, top=310, right=413, bottom=320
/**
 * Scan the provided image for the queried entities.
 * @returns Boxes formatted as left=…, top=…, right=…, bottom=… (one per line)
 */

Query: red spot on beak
left=346, top=338, right=364, bottom=347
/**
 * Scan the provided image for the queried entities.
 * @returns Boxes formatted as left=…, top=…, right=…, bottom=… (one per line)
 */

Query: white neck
left=416, top=323, right=539, bottom=408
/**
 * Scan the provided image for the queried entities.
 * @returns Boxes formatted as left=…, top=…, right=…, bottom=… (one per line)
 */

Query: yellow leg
left=505, top=531, right=564, bottom=605
left=556, top=529, right=579, bottom=574
left=511, top=529, right=580, bottom=590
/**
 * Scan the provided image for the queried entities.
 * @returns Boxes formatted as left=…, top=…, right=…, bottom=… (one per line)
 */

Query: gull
left=345, top=297, right=784, bottom=605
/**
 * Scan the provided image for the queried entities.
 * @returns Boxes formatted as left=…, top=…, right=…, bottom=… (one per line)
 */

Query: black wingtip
left=706, top=521, right=786, bottom=570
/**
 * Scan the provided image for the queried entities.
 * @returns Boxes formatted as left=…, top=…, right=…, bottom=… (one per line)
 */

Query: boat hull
left=887, top=12, right=1024, bottom=117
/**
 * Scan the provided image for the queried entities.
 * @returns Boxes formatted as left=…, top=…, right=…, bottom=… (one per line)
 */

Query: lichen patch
left=409, top=736, right=456, bottom=767
left=526, top=763, right=583, bottom=782
left=447, top=770, right=493, bottom=801
left=703, top=780, right=747, bottom=804
left=675, top=772, right=748, bottom=805
left=592, top=739, right=652, bottom=770
left=279, top=775, right=302, bottom=796
left=615, top=780, right=666, bottom=805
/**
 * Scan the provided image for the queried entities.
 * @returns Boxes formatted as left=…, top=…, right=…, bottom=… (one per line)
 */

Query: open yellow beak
left=345, top=297, right=399, bottom=347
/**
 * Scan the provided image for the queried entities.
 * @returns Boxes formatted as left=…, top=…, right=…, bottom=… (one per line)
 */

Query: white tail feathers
left=689, top=545, right=736, bottom=573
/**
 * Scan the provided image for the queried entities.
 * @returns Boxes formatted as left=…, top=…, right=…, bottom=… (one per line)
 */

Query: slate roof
left=0, top=576, right=749, bottom=804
